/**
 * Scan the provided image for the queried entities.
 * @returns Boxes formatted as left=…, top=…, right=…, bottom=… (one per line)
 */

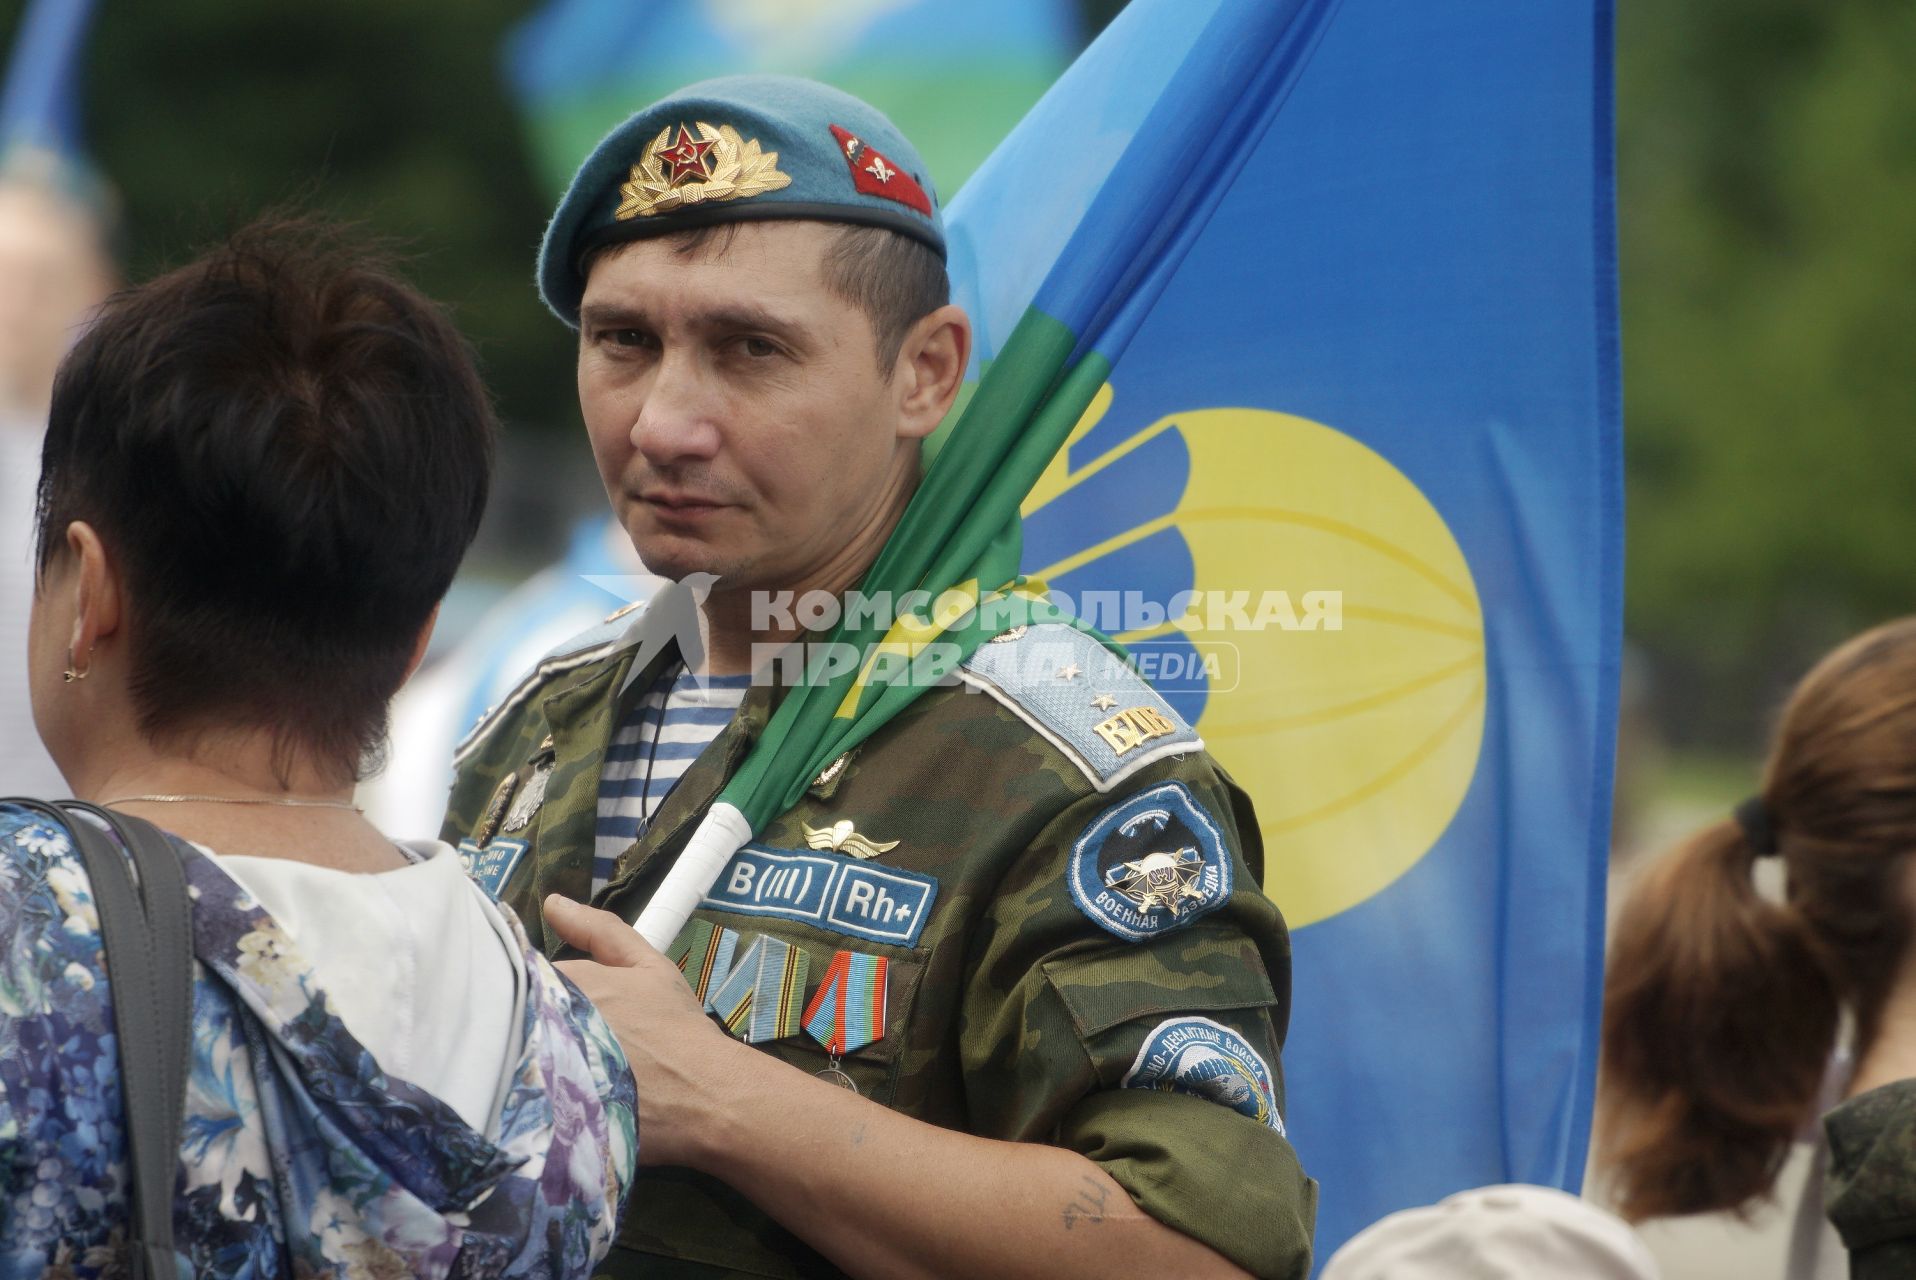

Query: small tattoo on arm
left=850, top=1119, right=869, bottom=1150
left=1060, top=1175, right=1109, bottom=1231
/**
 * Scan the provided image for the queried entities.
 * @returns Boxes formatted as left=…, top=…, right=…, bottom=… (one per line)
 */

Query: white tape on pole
left=633, top=801, right=752, bottom=950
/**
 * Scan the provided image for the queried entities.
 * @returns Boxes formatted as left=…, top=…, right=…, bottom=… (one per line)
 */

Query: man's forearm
left=686, top=1042, right=1250, bottom=1280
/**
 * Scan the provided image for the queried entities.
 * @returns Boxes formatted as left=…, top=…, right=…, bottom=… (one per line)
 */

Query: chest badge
left=473, top=771, right=517, bottom=847
left=502, top=762, right=551, bottom=833
left=804, top=819, right=899, bottom=860
left=1106, top=849, right=1209, bottom=919
left=502, top=736, right=557, bottom=834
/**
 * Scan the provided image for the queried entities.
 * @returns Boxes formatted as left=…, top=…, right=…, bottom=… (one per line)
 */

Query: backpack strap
left=5, top=799, right=192, bottom=1280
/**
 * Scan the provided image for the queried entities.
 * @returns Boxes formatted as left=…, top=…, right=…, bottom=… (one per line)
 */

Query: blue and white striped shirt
left=593, top=669, right=751, bottom=896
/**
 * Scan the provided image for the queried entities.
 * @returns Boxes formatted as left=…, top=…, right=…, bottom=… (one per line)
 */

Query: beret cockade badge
left=615, top=121, right=793, bottom=221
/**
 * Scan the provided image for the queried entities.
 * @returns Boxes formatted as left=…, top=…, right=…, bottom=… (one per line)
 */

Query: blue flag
left=947, top=0, right=1619, bottom=1256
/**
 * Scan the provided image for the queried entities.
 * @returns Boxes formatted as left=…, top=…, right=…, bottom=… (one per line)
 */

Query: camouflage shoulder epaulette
left=451, top=599, right=648, bottom=765
left=958, top=621, right=1201, bottom=792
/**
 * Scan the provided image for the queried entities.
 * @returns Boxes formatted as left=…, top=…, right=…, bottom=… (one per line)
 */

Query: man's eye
left=606, top=329, right=653, bottom=348
left=741, top=336, right=778, bottom=358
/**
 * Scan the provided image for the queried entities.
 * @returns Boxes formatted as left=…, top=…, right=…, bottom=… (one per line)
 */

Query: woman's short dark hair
left=35, top=216, right=495, bottom=779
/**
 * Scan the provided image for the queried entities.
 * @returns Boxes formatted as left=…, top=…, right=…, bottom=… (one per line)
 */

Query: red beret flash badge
left=829, top=124, right=933, bottom=217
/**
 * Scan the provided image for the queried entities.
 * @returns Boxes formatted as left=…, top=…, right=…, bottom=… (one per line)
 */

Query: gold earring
left=63, top=647, right=91, bottom=683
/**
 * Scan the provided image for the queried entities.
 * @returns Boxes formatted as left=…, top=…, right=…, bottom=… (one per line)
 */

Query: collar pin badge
left=812, top=752, right=851, bottom=790
left=804, top=819, right=899, bottom=860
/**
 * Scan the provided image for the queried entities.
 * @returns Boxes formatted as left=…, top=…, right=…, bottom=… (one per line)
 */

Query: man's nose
left=632, top=350, right=722, bottom=464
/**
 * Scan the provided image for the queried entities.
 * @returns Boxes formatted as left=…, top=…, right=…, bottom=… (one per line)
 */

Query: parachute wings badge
left=803, top=819, right=900, bottom=860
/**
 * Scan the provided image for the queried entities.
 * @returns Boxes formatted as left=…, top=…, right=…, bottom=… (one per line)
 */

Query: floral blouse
left=0, top=805, right=637, bottom=1278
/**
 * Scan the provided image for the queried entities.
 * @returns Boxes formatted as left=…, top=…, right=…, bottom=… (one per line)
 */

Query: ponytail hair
left=1597, top=617, right=1916, bottom=1221
left=1598, top=819, right=1838, bottom=1219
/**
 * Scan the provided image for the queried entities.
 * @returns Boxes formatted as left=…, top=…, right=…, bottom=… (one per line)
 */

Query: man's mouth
left=636, top=489, right=731, bottom=517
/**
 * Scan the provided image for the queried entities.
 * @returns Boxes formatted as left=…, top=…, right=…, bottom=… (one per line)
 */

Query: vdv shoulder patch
left=1068, top=782, right=1232, bottom=942
left=959, top=622, right=1200, bottom=791
left=1123, top=1016, right=1284, bottom=1134
left=701, top=844, right=937, bottom=948
left=458, top=838, right=529, bottom=901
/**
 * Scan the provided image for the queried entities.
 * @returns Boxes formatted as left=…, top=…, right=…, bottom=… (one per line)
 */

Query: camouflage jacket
left=1825, top=1079, right=1916, bottom=1279
left=443, top=608, right=1317, bottom=1280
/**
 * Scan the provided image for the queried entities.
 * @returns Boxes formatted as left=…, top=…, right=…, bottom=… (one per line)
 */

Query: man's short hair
left=822, top=224, right=949, bottom=374
left=35, top=216, right=496, bottom=778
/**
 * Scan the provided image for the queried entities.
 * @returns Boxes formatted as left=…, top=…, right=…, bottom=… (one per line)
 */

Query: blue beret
left=538, top=74, right=945, bottom=327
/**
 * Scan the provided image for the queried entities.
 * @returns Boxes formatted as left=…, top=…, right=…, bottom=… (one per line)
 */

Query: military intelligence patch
left=1067, top=782, right=1231, bottom=942
left=1123, top=1016, right=1284, bottom=1134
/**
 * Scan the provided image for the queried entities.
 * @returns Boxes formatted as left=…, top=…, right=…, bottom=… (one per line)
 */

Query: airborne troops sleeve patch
left=1067, top=782, right=1232, bottom=942
left=1122, top=1017, right=1285, bottom=1134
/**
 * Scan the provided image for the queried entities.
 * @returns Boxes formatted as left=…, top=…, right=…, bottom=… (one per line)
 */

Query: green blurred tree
left=1619, top=0, right=1916, bottom=744
left=49, top=0, right=577, bottom=436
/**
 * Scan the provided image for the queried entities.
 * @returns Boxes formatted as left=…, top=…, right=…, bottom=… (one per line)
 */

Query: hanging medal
left=803, top=950, right=889, bottom=1092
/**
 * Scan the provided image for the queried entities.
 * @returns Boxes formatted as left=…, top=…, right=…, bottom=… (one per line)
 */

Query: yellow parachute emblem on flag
left=1024, top=385, right=1486, bottom=927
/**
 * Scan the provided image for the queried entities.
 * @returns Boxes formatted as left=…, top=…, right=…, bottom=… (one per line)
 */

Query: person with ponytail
left=1598, top=617, right=1916, bottom=1279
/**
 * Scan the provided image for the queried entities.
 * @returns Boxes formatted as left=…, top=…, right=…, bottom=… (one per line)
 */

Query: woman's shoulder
left=0, top=803, right=128, bottom=1266
left=0, top=802, right=107, bottom=995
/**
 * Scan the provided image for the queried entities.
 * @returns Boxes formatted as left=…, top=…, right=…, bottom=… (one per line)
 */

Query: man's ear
left=65, top=521, right=121, bottom=662
left=404, top=604, right=441, bottom=683
left=893, top=304, right=972, bottom=442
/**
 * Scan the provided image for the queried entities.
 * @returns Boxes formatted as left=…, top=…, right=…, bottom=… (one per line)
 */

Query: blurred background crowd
left=0, top=0, right=1908, bottom=1276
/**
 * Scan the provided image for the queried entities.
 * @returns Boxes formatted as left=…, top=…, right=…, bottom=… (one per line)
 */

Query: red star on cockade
left=657, top=125, right=715, bottom=185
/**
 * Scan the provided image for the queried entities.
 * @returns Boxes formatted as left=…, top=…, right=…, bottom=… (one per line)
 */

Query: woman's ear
left=64, top=521, right=120, bottom=669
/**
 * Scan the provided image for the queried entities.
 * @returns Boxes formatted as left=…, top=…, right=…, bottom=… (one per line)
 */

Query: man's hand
left=546, top=894, right=746, bottom=1169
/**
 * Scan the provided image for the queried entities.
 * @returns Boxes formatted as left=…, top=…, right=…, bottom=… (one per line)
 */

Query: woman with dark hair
left=0, top=219, right=635, bottom=1276
left=1598, top=617, right=1916, bottom=1279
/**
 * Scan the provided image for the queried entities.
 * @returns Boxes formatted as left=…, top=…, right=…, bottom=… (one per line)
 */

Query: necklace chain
left=100, top=793, right=363, bottom=814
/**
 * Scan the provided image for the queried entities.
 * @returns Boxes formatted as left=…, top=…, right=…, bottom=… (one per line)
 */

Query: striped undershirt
left=593, top=668, right=752, bottom=896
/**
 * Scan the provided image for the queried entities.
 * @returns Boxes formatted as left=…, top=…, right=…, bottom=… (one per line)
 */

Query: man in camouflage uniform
left=444, top=75, right=1316, bottom=1279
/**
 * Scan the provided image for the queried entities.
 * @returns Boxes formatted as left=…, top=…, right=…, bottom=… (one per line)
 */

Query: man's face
left=576, top=221, right=911, bottom=592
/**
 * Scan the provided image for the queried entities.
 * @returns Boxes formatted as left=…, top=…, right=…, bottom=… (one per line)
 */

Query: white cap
left=1319, top=1185, right=1661, bottom=1280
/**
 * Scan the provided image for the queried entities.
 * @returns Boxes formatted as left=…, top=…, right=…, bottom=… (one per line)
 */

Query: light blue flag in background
left=946, top=0, right=1620, bottom=1258
left=506, top=0, right=1077, bottom=196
